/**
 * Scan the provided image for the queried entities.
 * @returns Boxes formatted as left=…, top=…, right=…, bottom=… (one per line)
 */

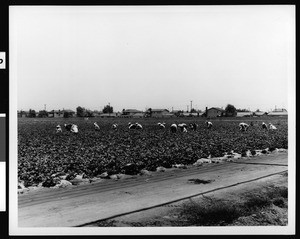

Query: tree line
left=76, top=105, right=113, bottom=117
left=22, top=104, right=249, bottom=118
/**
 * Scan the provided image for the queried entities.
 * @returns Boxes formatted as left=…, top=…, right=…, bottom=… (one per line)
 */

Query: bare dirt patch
left=187, top=179, right=215, bottom=184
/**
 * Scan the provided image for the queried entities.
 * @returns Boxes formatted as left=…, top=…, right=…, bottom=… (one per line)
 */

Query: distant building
left=151, top=109, right=170, bottom=118
left=182, top=113, right=190, bottom=117
left=253, top=111, right=268, bottom=117
left=205, top=107, right=225, bottom=118
left=268, top=108, right=288, bottom=116
left=18, top=110, right=29, bottom=118
left=190, top=112, right=200, bottom=117
left=182, top=112, right=199, bottom=117
left=48, top=110, right=63, bottom=118
left=122, top=109, right=143, bottom=117
left=236, top=112, right=253, bottom=117
left=63, top=109, right=75, bottom=118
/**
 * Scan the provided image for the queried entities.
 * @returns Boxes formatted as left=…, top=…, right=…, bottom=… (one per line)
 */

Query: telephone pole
left=190, top=100, right=193, bottom=112
left=108, top=102, right=110, bottom=117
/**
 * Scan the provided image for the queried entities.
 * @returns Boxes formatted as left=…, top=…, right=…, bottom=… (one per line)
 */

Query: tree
left=28, top=109, right=36, bottom=118
left=85, top=110, right=94, bottom=117
left=237, top=108, right=252, bottom=112
left=76, top=106, right=86, bottom=117
left=103, top=105, right=113, bottom=114
left=256, top=109, right=260, bottom=112
left=145, top=108, right=152, bottom=117
left=190, top=108, right=197, bottom=113
left=225, top=104, right=237, bottom=117
left=63, top=111, right=71, bottom=118
left=174, top=110, right=183, bottom=117
left=38, top=110, right=48, bottom=118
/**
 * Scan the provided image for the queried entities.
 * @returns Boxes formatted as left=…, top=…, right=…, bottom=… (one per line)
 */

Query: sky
left=10, top=6, right=295, bottom=113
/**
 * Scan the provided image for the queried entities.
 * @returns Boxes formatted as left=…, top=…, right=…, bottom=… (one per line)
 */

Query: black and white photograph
left=9, top=5, right=295, bottom=235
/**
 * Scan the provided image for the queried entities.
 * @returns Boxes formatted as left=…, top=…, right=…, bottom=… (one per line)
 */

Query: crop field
left=18, top=117, right=288, bottom=187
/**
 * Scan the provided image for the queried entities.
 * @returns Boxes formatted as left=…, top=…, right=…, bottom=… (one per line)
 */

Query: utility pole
left=108, top=102, right=110, bottom=117
left=190, top=100, right=193, bottom=113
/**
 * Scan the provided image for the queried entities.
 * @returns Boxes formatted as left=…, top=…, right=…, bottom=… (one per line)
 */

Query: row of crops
left=18, top=117, right=288, bottom=187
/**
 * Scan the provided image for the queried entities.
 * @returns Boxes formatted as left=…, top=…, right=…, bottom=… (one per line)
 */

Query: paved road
left=18, top=153, right=288, bottom=227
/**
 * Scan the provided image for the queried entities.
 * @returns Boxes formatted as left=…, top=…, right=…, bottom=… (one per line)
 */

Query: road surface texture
left=88, top=172, right=287, bottom=227
left=18, top=152, right=288, bottom=227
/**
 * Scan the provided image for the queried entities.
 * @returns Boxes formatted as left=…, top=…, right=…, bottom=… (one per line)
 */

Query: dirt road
left=18, top=152, right=288, bottom=227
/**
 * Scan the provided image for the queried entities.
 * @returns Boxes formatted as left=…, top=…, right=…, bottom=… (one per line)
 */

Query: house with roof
left=236, top=111, right=253, bottom=117
left=48, top=110, right=64, bottom=118
left=253, top=111, right=268, bottom=117
left=205, top=107, right=225, bottom=118
left=268, top=108, right=288, bottom=116
left=121, top=109, right=143, bottom=117
left=151, top=109, right=171, bottom=118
